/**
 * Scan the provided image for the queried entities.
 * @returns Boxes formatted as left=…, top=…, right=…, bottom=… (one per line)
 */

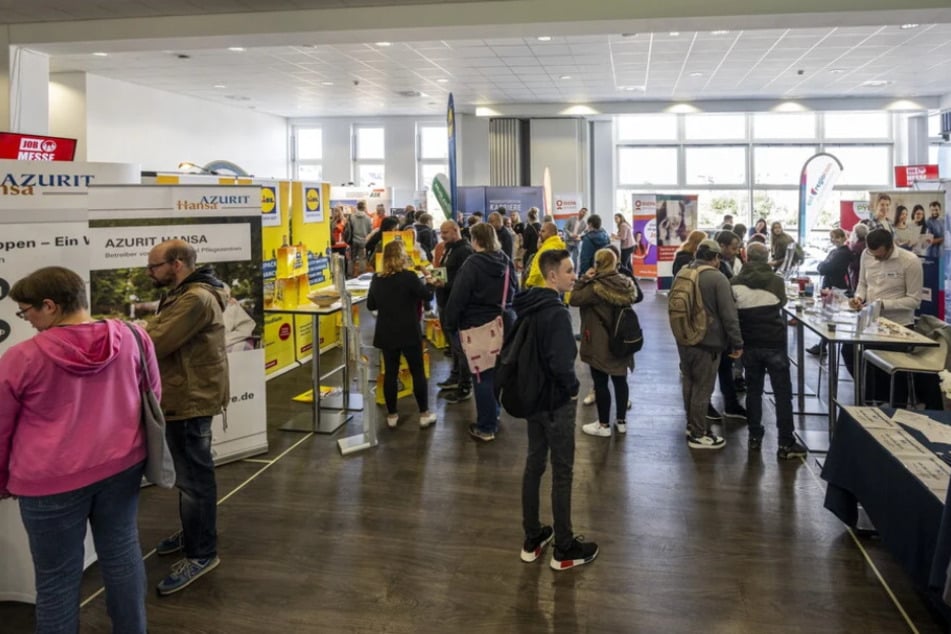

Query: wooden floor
left=2, top=287, right=948, bottom=633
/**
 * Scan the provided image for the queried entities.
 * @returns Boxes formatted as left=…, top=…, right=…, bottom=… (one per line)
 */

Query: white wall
left=11, top=48, right=49, bottom=134
left=49, top=72, right=87, bottom=160
left=81, top=74, right=288, bottom=178
left=457, top=113, right=489, bottom=186
left=530, top=118, right=587, bottom=197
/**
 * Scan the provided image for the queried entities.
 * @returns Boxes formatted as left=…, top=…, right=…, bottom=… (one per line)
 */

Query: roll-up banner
left=798, top=153, right=842, bottom=245
left=632, top=195, right=657, bottom=279
left=868, top=190, right=946, bottom=320
left=447, top=93, right=458, bottom=218
left=553, top=193, right=583, bottom=232
left=88, top=185, right=268, bottom=462
left=655, top=194, right=698, bottom=290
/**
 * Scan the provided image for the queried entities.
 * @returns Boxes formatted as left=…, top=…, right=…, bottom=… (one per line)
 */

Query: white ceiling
left=11, top=3, right=951, bottom=118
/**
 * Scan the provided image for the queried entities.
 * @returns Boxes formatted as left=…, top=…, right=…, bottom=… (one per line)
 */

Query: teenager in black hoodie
left=516, top=249, right=598, bottom=570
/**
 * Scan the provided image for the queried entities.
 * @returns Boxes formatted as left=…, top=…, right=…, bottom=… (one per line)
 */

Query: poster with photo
left=88, top=185, right=267, bottom=462
left=869, top=190, right=945, bottom=319
left=655, top=194, right=698, bottom=290
left=632, top=195, right=657, bottom=278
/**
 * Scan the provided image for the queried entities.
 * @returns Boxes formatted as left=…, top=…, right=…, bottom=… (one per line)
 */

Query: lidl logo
left=305, top=187, right=320, bottom=212
left=261, top=186, right=277, bottom=215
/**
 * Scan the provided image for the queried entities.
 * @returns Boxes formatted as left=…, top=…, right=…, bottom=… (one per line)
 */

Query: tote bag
left=460, top=265, right=510, bottom=379
left=125, top=323, right=177, bottom=488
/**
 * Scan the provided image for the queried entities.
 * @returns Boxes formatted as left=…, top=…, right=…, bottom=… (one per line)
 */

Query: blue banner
left=457, top=187, right=486, bottom=218
left=447, top=94, right=457, bottom=220
left=485, top=187, right=545, bottom=217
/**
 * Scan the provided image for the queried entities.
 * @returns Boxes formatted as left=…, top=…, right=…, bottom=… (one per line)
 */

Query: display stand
left=321, top=255, right=364, bottom=412
left=337, top=347, right=379, bottom=455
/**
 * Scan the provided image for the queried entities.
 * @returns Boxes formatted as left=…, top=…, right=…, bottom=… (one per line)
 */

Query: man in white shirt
left=845, top=228, right=923, bottom=403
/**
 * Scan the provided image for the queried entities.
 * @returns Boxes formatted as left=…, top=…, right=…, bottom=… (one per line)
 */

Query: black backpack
left=494, top=315, right=551, bottom=418
left=597, top=304, right=643, bottom=357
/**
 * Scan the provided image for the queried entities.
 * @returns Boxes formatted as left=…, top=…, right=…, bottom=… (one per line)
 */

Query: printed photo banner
left=88, top=185, right=268, bottom=462
left=632, top=195, right=657, bottom=279
left=839, top=200, right=870, bottom=232
left=655, top=194, right=698, bottom=290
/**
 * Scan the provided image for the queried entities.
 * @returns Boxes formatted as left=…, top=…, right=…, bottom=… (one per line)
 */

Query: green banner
left=432, top=173, right=451, bottom=220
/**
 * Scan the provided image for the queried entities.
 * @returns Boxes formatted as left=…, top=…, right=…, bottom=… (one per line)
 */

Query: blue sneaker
left=156, top=556, right=220, bottom=596
left=155, top=531, right=183, bottom=556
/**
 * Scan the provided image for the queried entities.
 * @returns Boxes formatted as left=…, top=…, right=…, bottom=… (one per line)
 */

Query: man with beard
left=145, top=239, right=229, bottom=596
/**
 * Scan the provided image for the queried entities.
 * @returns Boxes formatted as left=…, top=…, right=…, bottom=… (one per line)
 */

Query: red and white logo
left=41, top=139, right=57, bottom=153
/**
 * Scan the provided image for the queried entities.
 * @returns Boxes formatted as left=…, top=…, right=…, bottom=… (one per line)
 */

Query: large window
left=618, top=147, right=678, bottom=186
left=354, top=125, right=385, bottom=186
left=294, top=127, right=322, bottom=181
left=614, top=111, right=898, bottom=240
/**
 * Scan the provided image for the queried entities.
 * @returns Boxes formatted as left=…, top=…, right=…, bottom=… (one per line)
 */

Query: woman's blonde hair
left=470, top=223, right=500, bottom=252
left=680, top=230, right=707, bottom=254
left=380, top=240, right=407, bottom=276
left=593, top=247, right=617, bottom=273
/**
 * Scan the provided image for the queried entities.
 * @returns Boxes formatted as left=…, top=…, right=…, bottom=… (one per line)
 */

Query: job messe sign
left=0, top=133, right=77, bottom=161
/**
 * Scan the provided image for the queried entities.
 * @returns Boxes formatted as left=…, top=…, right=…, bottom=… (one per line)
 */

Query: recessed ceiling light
left=619, top=85, right=646, bottom=91
left=669, top=32, right=680, bottom=37
left=621, top=33, right=637, bottom=38
left=560, top=75, right=572, bottom=80
left=689, top=72, right=703, bottom=77
left=213, top=84, right=226, bottom=89
left=92, top=52, right=108, bottom=57
left=321, top=81, right=334, bottom=86
left=436, top=78, right=449, bottom=83
left=900, top=24, right=920, bottom=30
left=861, top=79, right=891, bottom=87
left=829, top=68, right=845, bottom=74
left=228, top=47, right=245, bottom=52
left=537, top=36, right=551, bottom=41
left=375, top=42, right=392, bottom=47
left=711, top=30, right=729, bottom=35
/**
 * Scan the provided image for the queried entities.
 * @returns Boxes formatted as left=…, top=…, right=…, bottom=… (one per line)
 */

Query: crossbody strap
left=124, top=321, right=151, bottom=391
left=500, top=263, right=511, bottom=317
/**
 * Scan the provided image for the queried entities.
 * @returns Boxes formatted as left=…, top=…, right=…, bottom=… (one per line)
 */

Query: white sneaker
left=582, top=421, right=612, bottom=437
left=419, top=412, right=437, bottom=428
left=582, top=391, right=596, bottom=406
left=616, top=422, right=627, bottom=434
left=687, top=432, right=726, bottom=449
left=386, top=414, right=399, bottom=428
left=627, top=400, right=632, bottom=410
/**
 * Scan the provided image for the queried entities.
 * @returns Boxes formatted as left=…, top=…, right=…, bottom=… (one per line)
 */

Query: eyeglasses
left=15, top=305, right=36, bottom=319
left=146, top=260, right=172, bottom=272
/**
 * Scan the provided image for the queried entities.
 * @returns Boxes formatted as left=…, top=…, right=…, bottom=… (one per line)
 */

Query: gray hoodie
left=690, top=260, right=743, bottom=353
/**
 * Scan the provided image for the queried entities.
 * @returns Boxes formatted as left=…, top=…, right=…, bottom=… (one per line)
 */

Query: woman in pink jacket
left=0, top=267, right=159, bottom=633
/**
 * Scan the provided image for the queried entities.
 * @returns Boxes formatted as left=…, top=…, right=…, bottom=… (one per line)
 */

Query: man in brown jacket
left=145, top=239, right=229, bottom=595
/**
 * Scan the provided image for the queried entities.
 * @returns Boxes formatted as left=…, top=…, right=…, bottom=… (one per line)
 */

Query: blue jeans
left=522, top=399, right=577, bottom=551
left=166, top=416, right=218, bottom=559
left=474, top=368, right=500, bottom=434
left=18, top=462, right=147, bottom=634
left=742, top=347, right=795, bottom=446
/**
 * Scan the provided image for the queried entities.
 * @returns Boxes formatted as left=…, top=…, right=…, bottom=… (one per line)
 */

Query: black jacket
left=435, top=239, right=473, bottom=307
left=366, top=270, right=433, bottom=349
left=817, top=244, right=851, bottom=290
left=443, top=251, right=516, bottom=332
left=672, top=250, right=693, bottom=278
left=730, top=261, right=786, bottom=350
left=512, top=287, right=579, bottom=410
left=414, top=223, right=436, bottom=261
left=496, top=226, right=514, bottom=261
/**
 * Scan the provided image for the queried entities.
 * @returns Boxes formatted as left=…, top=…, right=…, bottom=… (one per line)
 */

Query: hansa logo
left=261, top=186, right=277, bottom=215
left=305, top=187, right=320, bottom=212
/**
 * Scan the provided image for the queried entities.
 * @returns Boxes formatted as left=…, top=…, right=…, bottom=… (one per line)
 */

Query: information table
left=822, top=405, right=951, bottom=615
left=784, top=304, right=937, bottom=448
left=265, top=294, right=365, bottom=434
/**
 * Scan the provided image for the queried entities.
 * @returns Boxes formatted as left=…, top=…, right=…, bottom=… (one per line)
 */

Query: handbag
left=460, top=263, right=510, bottom=379
left=125, top=322, right=177, bottom=488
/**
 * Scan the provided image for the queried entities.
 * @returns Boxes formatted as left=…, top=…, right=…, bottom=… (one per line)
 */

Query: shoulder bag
left=125, top=322, right=177, bottom=488
left=460, top=264, right=511, bottom=380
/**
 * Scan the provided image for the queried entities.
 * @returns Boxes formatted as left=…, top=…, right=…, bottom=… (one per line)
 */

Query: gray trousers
left=678, top=345, right=720, bottom=437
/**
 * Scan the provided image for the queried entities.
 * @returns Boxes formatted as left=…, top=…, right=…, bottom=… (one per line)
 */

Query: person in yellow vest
left=523, top=221, right=566, bottom=288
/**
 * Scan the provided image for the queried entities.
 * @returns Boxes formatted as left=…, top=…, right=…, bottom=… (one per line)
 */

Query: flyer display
left=631, top=195, right=657, bottom=278
left=88, top=185, right=268, bottom=463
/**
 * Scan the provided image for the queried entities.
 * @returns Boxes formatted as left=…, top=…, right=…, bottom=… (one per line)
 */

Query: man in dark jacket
left=488, top=211, right=514, bottom=261
left=808, top=228, right=852, bottom=356
left=434, top=220, right=474, bottom=400
left=731, top=243, right=807, bottom=460
left=413, top=213, right=437, bottom=262
left=516, top=249, right=598, bottom=570
left=709, top=230, right=746, bottom=422
left=578, top=214, right=610, bottom=274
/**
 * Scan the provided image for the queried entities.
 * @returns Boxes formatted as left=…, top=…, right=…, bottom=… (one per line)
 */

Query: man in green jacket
left=145, top=239, right=229, bottom=596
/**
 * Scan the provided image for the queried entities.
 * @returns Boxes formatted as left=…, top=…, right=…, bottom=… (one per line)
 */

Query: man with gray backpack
left=667, top=239, right=743, bottom=449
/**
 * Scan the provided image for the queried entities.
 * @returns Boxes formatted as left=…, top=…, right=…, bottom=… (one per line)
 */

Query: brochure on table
left=0, top=159, right=139, bottom=604
left=88, top=185, right=268, bottom=464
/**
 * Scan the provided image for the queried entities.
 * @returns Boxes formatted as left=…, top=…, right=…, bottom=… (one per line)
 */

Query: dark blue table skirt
left=822, top=408, right=951, bottom=617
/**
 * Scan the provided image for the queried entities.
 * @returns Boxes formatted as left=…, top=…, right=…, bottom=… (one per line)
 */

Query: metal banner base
left=279, top=410, right=351, bottom=434
left=337, top=431, right=377, bottom=455
left=337, top=346, right=378, bottom=455
left=320, top=392, right=365, bottom=412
